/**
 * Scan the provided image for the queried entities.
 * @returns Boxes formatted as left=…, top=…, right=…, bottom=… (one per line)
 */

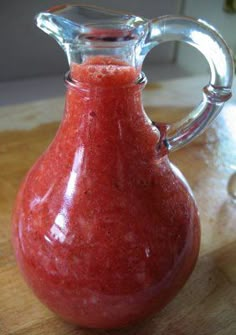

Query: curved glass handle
left=148, top=16, right=234, bottom=151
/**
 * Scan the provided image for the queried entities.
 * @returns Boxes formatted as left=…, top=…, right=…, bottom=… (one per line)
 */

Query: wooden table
left=0, top=77, right=236, bottom=334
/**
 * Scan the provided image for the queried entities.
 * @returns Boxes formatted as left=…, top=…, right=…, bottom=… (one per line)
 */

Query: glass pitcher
left=12, top=4, right=234, bottom=329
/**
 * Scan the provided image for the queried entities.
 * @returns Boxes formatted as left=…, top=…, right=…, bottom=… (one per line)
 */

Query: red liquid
left=13, top=56, right=200, bottom=329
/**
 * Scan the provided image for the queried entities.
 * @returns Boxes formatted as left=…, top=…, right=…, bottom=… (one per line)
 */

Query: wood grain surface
left=0, top=88, right=236, bottom=334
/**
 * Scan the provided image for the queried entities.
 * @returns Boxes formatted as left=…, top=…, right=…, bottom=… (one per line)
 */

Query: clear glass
left=12, top=4, right=234, bottom=330
left=149, top=16, right=234, bottom=150
left=36, top=4, right=234, bottom=151
left=36, top=4, right=149, bottom=69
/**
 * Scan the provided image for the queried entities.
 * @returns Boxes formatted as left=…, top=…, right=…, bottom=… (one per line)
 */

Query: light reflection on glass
left=190, top=30, right=227, bottom=79
left=49, top=146, right=85, bottom=243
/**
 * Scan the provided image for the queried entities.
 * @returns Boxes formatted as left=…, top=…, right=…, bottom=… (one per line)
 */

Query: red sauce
left=13, top=56, right=200, bottom=329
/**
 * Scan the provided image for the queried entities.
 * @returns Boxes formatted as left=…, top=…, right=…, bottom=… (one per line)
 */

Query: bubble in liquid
left=227, top=172, right=236, bottom=200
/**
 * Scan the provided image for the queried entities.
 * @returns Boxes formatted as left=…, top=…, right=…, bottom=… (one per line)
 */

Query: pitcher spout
left=35, top=4, right=150, bottom=70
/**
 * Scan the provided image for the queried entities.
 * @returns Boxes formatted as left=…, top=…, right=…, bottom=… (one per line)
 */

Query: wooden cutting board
left=0, top=82, right=236, bottom=334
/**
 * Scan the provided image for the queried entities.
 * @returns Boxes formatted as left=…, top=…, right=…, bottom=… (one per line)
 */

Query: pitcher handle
left=148, top=16, right=234, bottom=151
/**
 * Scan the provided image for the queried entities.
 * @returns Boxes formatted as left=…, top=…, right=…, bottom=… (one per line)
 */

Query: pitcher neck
left=60, top=70, right=160, bottom=162
left=64, top=70, right=146, bottom=119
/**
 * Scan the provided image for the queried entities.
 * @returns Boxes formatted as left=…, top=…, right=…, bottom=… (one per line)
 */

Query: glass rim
left=64, top=70, right=147, bottom=90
